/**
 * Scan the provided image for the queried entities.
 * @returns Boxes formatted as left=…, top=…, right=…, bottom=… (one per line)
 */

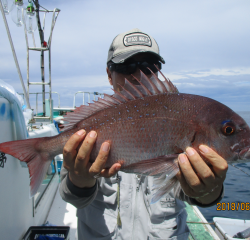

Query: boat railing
left=73, top=91, right=104, bottom=108
left=19, top=92, right=60, bottom=115
left=19, top=91, right=104, bottom=114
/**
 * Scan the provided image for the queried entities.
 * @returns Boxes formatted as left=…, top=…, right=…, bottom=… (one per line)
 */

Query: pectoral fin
left=121, top=154, right=180, bottom=203
left=122, top=154, right=179, bottom=176
left=151, top=176, right=179, bottom=204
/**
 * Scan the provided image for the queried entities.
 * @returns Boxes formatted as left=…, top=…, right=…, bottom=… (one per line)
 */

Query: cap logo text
left=123, top=33, right=152, bottom=47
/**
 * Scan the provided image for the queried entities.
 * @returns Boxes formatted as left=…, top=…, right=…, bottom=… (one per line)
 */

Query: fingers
left=100, top=163, right=121, bottom=178
left=175, top=167, right=202, bottom=198
left=88, top=142, right=121, bottom=178
left=74, top=131, right=97, bottom=173
left=176, top=153, right=206, bottom=196
left=199, top=145, right=228, bottom=179
left=63, top=129, right=86, bottom=171
left=177, top=145, right=228, bottom=199
left=88, top=141, right=110, bottom=176
left=186, top=147, right=216, bottom=185
left=63, top=128, right=121, bottom=189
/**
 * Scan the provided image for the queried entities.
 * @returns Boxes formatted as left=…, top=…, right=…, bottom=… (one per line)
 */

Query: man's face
left=107, top=53, right=159, bottom=91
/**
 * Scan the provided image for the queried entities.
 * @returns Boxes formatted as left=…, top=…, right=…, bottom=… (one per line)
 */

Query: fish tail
left=0, top=138, right=53, bottom=197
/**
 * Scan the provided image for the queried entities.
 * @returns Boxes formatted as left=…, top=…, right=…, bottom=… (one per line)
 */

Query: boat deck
left=186, top=203, right=220, bottom=240
left=46, top=187, right=78, bottom=240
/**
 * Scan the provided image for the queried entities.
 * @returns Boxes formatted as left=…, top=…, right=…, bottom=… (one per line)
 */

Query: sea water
left=199, top=111, right=250, bottom=223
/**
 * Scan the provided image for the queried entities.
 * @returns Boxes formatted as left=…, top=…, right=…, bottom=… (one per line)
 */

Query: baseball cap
left=107, top=28, right=165, bottom=64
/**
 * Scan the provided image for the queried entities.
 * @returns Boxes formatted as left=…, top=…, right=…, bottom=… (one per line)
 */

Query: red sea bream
left=0, top=70, right=250, bottom=202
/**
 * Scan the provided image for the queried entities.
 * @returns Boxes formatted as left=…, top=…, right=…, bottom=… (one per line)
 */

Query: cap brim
left=111, top=50, right=165, bottom=64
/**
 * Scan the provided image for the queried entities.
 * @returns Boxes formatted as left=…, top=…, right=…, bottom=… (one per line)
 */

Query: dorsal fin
left=147, top=68, right=168, bottom=93
left=131, top=74, right=153, bottom=96
left=124, top=79, right=144, bottom=98
left=103, top=94, right=122, bottom=104
left=113, top=88, right=129, bottom=102
left=154, top=64, right=178, bottom=93
left=117, top=83, right=137, bottom=100
left=61, top=70, right=178, bottom=131
left=140, top=71, right=160, bottom=94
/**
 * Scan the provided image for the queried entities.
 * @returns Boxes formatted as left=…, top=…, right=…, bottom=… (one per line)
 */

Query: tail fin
left=0, top=138, right=52, bottom=197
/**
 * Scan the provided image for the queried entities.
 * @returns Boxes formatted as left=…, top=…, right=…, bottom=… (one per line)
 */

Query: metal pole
left=36, top=93, right=38, bottom=114
left=41, top=49, right=45, bottom=116
left=34, top=0, right=45, bottom=116
left=49, top=48, right=52, bottom=122
left=73, top=93, right=76, bottom=108
left=0, top=0, right=31, bottom=109
left=31, top=32, right=36, bottom=47
left=22, top=9, right=30, bottom=108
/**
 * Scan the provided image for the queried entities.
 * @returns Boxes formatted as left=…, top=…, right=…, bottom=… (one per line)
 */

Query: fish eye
left=221, top=121, right=236, bottom=136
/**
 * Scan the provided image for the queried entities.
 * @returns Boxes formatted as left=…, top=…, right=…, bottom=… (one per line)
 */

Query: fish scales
left=87, top=93, right=201, bottom=169
left=33, top=93, right=200, bottom=164
left=0, top=70, right=250, bottom=201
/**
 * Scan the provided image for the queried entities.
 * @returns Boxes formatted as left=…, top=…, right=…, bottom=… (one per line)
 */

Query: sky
left=0, top=0, right=250, bottom=112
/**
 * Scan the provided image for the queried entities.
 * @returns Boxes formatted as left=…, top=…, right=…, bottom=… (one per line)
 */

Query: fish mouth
left=232, top=146, right=250, bottom=161
left=238, top=147, right=250, bottom=160
left=230, top=142, right=250, bottom=161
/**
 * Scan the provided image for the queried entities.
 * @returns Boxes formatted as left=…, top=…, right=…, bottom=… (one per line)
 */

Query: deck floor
left=185, top=203, right=220, bottom=240
left=46, top=187, right=78, bottom=240
left=46, top=187, right=220, bottom=240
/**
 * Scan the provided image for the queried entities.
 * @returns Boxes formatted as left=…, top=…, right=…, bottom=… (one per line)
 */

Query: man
left=60, top=28, right=227, bottom=239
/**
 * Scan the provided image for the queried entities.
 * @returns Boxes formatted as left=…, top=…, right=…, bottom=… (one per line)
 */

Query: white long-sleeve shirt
left=60, top=166, right=223, bottom=240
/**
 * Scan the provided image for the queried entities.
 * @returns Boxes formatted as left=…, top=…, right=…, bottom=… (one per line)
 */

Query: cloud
left=161, top=67, right=250, bottom=111
left=0, top=0, right=250, bottom=112
left=186, top=68, right=250, bottom=78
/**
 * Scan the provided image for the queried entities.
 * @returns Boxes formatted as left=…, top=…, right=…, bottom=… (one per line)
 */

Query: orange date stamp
left=217, top=202, right=250, bottom=211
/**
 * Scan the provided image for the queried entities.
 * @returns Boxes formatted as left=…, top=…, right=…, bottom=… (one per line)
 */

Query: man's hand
left=176, top=145, right=228, bottom=205
left=63, top=129, right=121, bottom=188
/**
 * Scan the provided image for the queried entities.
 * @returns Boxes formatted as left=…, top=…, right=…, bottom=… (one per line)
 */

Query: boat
left=0, top=1, right=249, bottom=239
left=214, top=218, right=250, bottom=240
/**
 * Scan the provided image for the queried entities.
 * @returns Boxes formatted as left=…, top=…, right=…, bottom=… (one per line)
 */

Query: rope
left=230, top=164, right=250, bottom=177
left=186, top=221, right=215, bottom=225
left=117, top=173, right=122, bottom=227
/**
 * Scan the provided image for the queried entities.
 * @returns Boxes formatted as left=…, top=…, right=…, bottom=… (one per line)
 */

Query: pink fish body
left=0, top=70, right=250, bottom=201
